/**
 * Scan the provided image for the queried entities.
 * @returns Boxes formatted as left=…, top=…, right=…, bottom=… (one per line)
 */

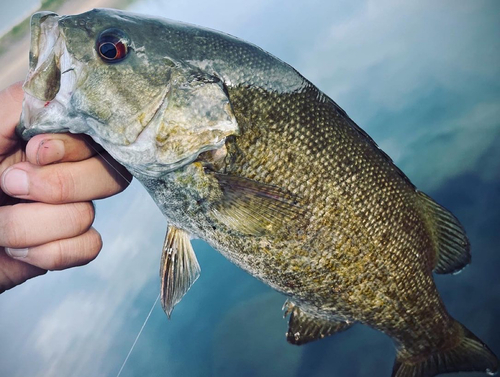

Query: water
left=0, top=0, right=40, bottom=37
left=0, top=1, right=499, bottom=376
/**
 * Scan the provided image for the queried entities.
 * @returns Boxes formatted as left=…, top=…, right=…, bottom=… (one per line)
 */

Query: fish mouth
left=24, top=12, right=61, bottom=101
left=18, top=12, right=85, bottom=140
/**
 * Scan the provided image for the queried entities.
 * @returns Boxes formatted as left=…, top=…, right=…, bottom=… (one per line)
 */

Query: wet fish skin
left=18, top=9, right=498, bottom=377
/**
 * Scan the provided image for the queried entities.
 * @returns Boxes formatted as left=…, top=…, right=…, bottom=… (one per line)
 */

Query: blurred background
left=0, top=1, right=499, bottom=376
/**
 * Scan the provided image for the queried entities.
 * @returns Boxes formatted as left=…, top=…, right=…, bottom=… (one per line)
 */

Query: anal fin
left=283, top=301, right=353, bottom=346
left=418, top=191, right=471, bottom=274
left=160, top=226, right=201, bottom=318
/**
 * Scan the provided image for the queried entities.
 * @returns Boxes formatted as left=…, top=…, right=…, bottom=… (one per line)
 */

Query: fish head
left=19, top=9, right=239, bottom=178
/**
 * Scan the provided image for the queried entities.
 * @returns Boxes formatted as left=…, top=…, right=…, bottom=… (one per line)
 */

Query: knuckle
left=48, top=241, right=67, bottom=270
left=66, top=202, right=95, bottom=235
left=84, top=229, right=102, bottom=264
left=78, top=202, right=96, bottom=228
left=0, top=206, right=28, bottom=247
left=52, top=229, right=102, bottom=270
left=48, top=168, right=76, bottom=203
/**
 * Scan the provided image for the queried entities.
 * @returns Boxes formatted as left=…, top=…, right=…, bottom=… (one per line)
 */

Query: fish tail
left=392, top=321, right=498, bottom=377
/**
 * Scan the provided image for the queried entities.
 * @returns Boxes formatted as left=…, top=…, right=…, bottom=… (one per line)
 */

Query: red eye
left=99, top=40, right=127, bottom=60
left=96, top=29, right=129, bottom=63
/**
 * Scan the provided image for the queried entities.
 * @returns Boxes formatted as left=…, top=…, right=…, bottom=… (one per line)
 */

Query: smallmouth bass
left=18, top=9, right=498, bottom=377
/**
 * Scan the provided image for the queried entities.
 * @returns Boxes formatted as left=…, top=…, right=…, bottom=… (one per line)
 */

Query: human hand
left=0, top=82, right=132, bottom=293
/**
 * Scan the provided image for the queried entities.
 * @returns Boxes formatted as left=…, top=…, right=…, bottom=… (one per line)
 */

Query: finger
left=0, top=201, right=95, bottom=249
left=25, top=133, right=103, bottom=166
left=0, top=249, right=46, bottom=293
left=0, top=82, right=24, bottom=155
left=0, top=154, right=132, bottom=203
left=5, top=227, right=102, bottom=271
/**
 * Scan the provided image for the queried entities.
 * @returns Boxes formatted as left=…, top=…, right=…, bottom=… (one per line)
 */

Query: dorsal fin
left=417, top=191, right=471, bottom=274
left=160, top=226, right=201, bottom=318
left=283, top=301, right=353, bottom=345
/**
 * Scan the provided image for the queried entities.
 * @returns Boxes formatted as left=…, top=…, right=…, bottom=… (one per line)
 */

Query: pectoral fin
left=283, top=301, right=353, bottom=345
left=210, top=172, right=304, bottom=236
left=160, top=226, right=201, bottom=318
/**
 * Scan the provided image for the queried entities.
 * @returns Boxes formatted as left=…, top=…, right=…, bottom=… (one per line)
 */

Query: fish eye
left=96, top=29, right=129, bottom=63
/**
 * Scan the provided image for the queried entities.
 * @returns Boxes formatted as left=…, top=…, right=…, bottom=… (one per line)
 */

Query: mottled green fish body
left=19, top=9, right=498, bottom=377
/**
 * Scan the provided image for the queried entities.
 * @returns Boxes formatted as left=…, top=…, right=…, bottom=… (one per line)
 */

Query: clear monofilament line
left=116, top=293, right=160, bottom=377
left=84, top=141, right=157, bottom=376
left=84, top=140, right=133, bottom=186
left=83, top=140, right=152, bottom=377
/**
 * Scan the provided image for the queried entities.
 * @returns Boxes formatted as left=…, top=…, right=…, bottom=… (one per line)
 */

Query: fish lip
left=27, top=11, right=59, bottom=71
left=19, top=12, right=85, bottom=140
left=23, top=12, right=61, bottom=100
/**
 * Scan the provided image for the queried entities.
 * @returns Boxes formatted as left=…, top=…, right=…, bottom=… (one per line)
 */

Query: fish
left=17, top=9, right=498, bottom=377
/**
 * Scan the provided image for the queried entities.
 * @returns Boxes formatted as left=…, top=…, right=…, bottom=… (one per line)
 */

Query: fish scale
left=222, top=84, right=442, bottom=330
left=18, top=9, right=498, bottom=377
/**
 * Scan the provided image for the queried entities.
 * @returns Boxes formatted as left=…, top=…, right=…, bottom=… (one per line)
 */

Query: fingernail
left=5, top=247, right=29, bottom=258
left=37, top=139, right=65, bottom=165
left=1, top=168, right=29, bottom=196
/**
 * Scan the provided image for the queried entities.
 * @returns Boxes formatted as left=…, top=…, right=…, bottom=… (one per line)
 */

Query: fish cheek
left=71, top=59, right=169, bottom=145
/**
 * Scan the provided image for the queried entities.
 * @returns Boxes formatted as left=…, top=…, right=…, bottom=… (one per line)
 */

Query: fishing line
left=84, top=140, right=133, bottom=186
left=84, top=140, right=157, bottom=377
left=116, top=293, right=160, bottom=377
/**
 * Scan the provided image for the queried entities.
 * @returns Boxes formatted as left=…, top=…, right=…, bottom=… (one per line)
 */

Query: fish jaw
left=19, top=12, right=91, bottom=140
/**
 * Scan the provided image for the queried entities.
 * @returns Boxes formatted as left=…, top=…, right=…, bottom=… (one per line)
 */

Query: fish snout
left=23, top=12, right=61, bottom=102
